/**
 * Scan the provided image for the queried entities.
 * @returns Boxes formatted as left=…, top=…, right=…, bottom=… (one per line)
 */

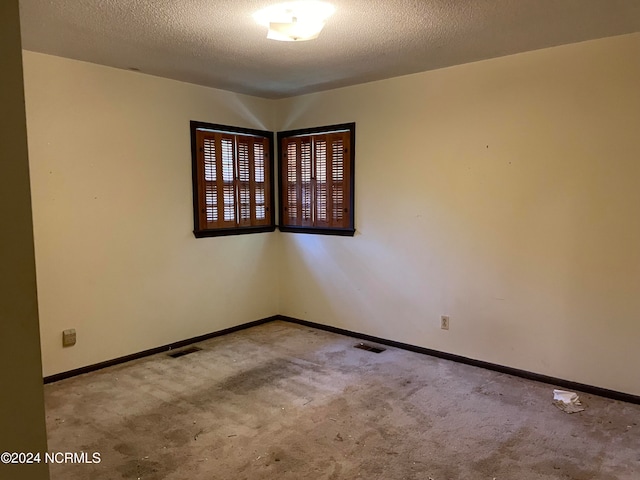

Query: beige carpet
left=45, top=321, right=640, bottom=479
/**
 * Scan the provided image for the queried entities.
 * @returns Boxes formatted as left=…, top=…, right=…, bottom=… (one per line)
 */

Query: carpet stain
left=44, top=321, right=640, bottom=480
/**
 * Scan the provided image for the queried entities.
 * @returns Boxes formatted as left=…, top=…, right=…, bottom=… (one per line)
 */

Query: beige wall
left=0, top=2, right=49, bottom=479
left=276, top=33, right=640, bottom=396
left=23, top=52, right=280, bottom=377
left=24, top=33, right=640, bottom=396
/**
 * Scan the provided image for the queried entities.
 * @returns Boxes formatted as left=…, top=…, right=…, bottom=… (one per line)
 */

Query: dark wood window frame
left=278, top=123, right=355, bottom=236
left=191, top=121, right=276, bottom=238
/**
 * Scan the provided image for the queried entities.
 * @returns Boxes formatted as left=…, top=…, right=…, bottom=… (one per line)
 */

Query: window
left=278, top=123, right=355, bottom=236
left=191, top=121, right=275, bottom=237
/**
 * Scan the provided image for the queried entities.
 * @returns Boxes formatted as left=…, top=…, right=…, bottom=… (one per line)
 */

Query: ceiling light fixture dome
left=253, top=1, right=335, bottom=42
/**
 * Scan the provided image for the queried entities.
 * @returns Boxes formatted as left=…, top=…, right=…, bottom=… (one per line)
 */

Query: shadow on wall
left=280, top=231, right=449, bottom=339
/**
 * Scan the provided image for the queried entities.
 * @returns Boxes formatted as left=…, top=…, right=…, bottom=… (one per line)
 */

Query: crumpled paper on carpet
left=553, top=389, right=585, bottom=414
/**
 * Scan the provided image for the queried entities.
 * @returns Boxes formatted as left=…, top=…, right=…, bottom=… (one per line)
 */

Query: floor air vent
left=168, top=346, right=202, bottom=358
left=354, top=342, right=386, bottom=353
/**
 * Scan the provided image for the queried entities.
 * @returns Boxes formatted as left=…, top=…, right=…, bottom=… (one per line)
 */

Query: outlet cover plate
left=62, top=329, right=76, bottom=347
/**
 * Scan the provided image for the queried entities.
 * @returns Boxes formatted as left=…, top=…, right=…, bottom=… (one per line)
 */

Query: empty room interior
left=2, top=0, right=640, bottom=479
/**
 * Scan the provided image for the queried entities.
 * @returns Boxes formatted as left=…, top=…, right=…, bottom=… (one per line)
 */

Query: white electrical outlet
left=440, top=315, right=450, bottom=330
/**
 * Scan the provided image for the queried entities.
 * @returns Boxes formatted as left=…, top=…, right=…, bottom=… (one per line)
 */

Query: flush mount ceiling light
left=253, top=1, right=335, bottom=42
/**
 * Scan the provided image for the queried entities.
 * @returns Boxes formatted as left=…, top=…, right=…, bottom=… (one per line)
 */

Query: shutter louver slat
left=301, top=139, right=312, bottom=223
left=315, top=139, right=328, bottom=224
left=221, top=138, right=234, bottom=183
left=286, top=141, right=298, bottom=223
left=331, top=138, right=344, bottom=181
left=203, top=137, right=219, bottom=224
left=331, top=137, right=345, bottom=226
left=253, top=140, right=269, bottom=224
left=221, top=137, right=236, bottom=223
left=238, top=142, right=250, bottom=182
left=255, top=186, right=265, bottom=219
left=215, top=134, right=225, bottom=224
left=223, top=185, right=235, bottom=221
left=203, top=138, right=216, bottom=182
left=254, top=143, right=265, bottom=183
left=240, top=185, right=251, bottom=222
left=237, top=140, right=251, bottom=226
left=205, top=184, right=218, bottom=223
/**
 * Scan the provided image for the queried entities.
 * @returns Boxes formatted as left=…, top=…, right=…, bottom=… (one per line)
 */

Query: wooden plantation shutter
left=251, top=138, right=271, bottom=226
left=234, top=135, right=271, bottom=227
left=301, top=139, right=313, bottom=225
left=197, top=130, right=233, bottom=229
left=315, top=137, right=328, bottom=225
left=313, top=131, right=351, bottom=229
left=285, top=140, right=298, bottom=223
left=329, top=131, right=350, bottom=229
left=201, top=132, right=218, bottom=226
left=282, top=137, right=314, bottom=227
left=281, top=128, right=352, bottom=230
left=194, top=127, right=272, bottom=233
left=220, top=134, right=237, bottom=226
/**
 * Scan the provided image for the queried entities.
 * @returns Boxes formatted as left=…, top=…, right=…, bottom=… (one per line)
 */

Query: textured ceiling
left=19, top=0, right=640, bottom=99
